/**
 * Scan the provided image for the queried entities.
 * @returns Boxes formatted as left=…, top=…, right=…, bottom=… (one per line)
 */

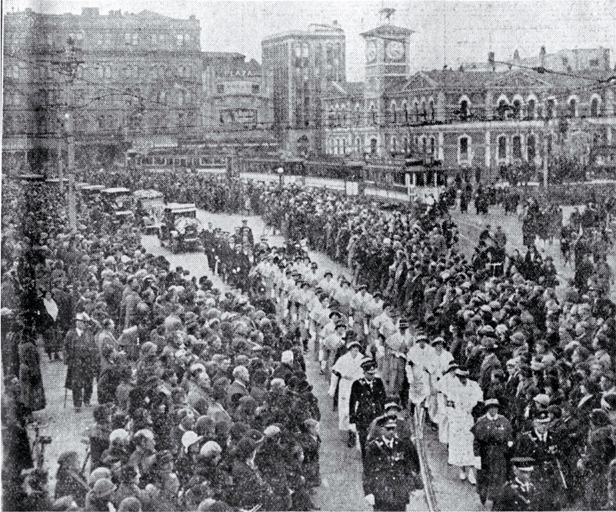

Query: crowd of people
left=4, top=164, right=616, bottom=512
left=1, top=178, right=325, bottom=512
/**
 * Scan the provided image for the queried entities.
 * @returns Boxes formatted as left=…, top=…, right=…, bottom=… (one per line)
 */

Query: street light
left=277, top=166, right=284, bottom=187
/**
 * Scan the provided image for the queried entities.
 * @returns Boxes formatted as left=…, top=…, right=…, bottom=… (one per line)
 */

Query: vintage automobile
left=158, top=203, right=202, bottom=253
left=133, top=189, right=165, bottom=234
left=101, top=187, right=132, bottom=213
left=81, top=184, right=106, bottom=198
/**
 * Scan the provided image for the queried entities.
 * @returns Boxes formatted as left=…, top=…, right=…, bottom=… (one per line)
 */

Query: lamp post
left=277, top=166, right=284, bottom=187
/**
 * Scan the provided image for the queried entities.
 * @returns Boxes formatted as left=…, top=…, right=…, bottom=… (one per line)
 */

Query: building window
left=512, top=99, right=522, bottom=120
left=591, top=97, right=600, bottom=118
left=356, top=137, right=361, bottom=153
left=527, top=99, right=536, bottom=119
left=498, top=135, right=507, bottom=160
left=512, top=135, right=522, bottom=159
left=217, top=84, right=225, bottom=94
left=527, top=135, right=536, bottom=161
left=568, top=98, right=577, bottom=118
left=459, top=99, right=469, bottom=121
left=429, top=100, right=435, bottom=121
left=392, top=137, right=397, bottom=154
left=370, top=105, right=376, bottom=125
left=497, top=99, right=509, bottom=120
left=546, top=99, right=556, bottom=119
left=132, top=33, right=139, bottom=45
left=404, top=137, right=409, bottom=154
left=430, top=137, right=435, bottom=157
left=590, top=59, right=599, bottom=67
left=414, top=102, right=419, bottom=122
left=459, top=136, right=469, bottom=161
left=252, top=84, right=260, bottom=94
left=370, top=138, right=377, bottom=155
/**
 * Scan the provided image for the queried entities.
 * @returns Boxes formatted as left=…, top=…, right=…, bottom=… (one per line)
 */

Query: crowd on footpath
left=6, top=165, right=616, bottom=512
left=1, top=178, right=325, bottom=512
left=228, top=180, right=616, bottom=511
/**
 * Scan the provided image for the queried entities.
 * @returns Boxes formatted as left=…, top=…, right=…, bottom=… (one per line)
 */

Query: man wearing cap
left=493, top=458, right=540, bottom=511
left=349, top=358, right=387, bottom=456
left=513, top=410, right=566, bottom=510
left=471, top=398, right=514, bottom=506
left=329, top=341, right=366, bottom=447
left=64, top=312, right=99, bottom=412
left=367, top=401, right=412, bottom=444
left=321, top=321, right=347, bottom=375
left=363, top=416, right=421, bottom=511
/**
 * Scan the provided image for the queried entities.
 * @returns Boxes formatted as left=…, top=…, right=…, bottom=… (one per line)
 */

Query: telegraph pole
left=52, top=38, right=82, bottom=231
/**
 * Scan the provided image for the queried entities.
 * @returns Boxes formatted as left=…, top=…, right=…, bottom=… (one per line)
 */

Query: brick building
left=3, top=7, right=202, bottom=171
left=262, top=22, right=345, bottom=155
left=322, top=19, right=616, bottom=183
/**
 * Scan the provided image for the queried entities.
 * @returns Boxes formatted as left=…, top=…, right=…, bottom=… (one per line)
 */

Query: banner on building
left=220, top=109, right=257, bottom=125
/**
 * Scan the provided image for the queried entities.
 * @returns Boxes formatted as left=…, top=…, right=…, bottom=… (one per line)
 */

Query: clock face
left=366, top=41, right=377, bottom=63
left=386, top=40, right=404, bottom=61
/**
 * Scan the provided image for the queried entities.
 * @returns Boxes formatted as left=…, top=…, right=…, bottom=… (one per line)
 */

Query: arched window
left=527, top=135, right=536, bottom=161
left=356, top=137, right=361, bottom=153
left=392, top=137, right=397, bottom=153
left=459, top=99, right=469, bottom=121
left=498, top=135, right=507, bottom=160
left=512, top=135, right=522, bottom=159
left=390, top=102, right=397, bottom=124
left=497, top=99, right=509, bottom=120
left=370, top=104, right=377, bottom=125
left=177, top=90, right=185, bottom=106
left=590, top=97, right=600, bottom=118
left=158, top=91, right=167, bottom=104
left=512, top=99, right=522, bottom=120
left=428, top=100, right=435, bottom=121
left=413, top=102, right=419, bottom=122
left=568, top=98, right=577, bottom=118
left=403, top=102, right=408, bottom=123
left=459, top=136, right=470, bottom=162
left=546, top=99, right=556, bottom=119
left=370, top=138, right=377, bottom=155
left=430, top=137, right=435, bottom=157
left=527, top=99, right=536, bottom=119
left=404, top=137, right=409, bottom=154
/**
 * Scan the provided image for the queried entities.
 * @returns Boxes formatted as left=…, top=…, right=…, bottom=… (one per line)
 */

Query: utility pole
left=52, top=38, right=82, bottom=231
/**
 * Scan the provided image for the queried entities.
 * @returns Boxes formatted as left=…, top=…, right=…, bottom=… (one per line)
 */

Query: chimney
left=539, top=46, right=546, bottom=68
left=513, top=49, right=520, bottom=61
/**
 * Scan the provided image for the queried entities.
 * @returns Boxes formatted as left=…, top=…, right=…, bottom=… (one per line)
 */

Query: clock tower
left=361, top=18, right=414, bottom=124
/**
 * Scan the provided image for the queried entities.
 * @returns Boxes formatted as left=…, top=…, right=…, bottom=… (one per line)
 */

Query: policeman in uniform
left=363, top=416, right=421, bottom=511
left=493, top=457, right=540, bottom=511
left=367, top=401, right=413, bottom=444
left=349, top=358, right=387, bottom=458
left=512, top=410, right=566, bottom=510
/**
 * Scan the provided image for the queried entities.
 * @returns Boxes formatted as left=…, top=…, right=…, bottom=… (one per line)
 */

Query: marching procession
left=3, top=163, right=616, bottom=512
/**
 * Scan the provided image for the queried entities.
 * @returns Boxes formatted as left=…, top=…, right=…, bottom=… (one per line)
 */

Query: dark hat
left=360, top=358, right=377, bottom=371
left=324, top=271, right=333, bottom=277
left=357, top=284, right=367, bottom=290
left=384, top=402, right=402, bottom=413
left=533, top=410, right=550, bottom=423
left=511, top=457, right=535, bottom=471
left=329, top=310, right=342, bottom=319
left=431, top=336, right=445, bottom=346
left=484, top=398, right=500, bottom=408
left=235, top=437, right=257, bottom=459
left=347, top=340, right=362, bottom=350
left=376, top=416, right=398, bottom=429
left=590, top=408, right=611, bottom=427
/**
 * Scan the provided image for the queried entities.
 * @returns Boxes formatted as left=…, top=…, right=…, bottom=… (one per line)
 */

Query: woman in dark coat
left=54, top=451, right=89, bottom=507
left=230, top=438, right=273, bottom=510
left=18, top=330, right=46, bottom=414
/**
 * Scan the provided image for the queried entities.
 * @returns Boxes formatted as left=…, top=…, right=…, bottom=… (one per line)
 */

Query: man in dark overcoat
left=512, top=410, right=566, bottom=510
left=349, top=358, right=387, bottom=458
left=64, top=312, right=99, bottom=412
left=363, top=416, right=421, bottom=511
left=471, top=398, right=513, bottom=506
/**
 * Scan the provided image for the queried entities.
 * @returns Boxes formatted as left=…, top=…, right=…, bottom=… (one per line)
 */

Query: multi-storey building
left=3, top=7, right=202, bottom=170
left=262, top=22, right=345, bottom=155
left=199, top=52, right=274, bottom=145
left=322, top=19, right=616, bottom=183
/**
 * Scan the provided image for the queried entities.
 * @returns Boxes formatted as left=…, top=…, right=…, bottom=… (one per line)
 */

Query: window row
left=457, top=133, right=540, bottom=164
left=456, top=94, right=607, bottom=122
